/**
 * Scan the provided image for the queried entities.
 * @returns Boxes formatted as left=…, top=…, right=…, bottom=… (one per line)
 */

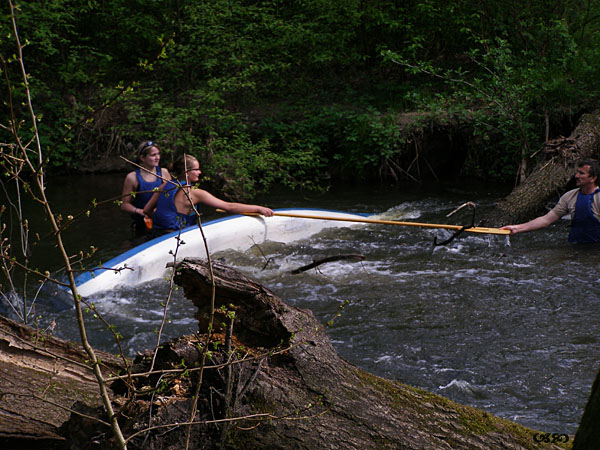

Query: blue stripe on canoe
left=73, top=208, right=368, bottom=288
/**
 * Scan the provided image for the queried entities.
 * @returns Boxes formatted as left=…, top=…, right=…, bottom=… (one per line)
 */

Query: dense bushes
left=2, top=0, right=600, bottom=198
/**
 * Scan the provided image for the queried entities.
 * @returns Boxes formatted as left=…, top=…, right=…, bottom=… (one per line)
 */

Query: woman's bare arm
left=120, top=171, right=140, bottom=215
left=190, top=189, right=273, bottom=217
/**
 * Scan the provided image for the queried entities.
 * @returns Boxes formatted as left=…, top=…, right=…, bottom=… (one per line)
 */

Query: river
left=1, top=173, right=598, bottom=436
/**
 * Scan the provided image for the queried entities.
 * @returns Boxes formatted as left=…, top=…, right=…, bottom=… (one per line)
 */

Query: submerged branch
left=290, top=253, right=366, bottom=274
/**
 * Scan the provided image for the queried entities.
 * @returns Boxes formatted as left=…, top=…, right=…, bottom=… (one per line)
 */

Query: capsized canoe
left=74, top=208, right=370, bottom=296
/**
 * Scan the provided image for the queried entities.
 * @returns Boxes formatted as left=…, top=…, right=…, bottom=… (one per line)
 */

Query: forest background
left=2, top=0, right=600, bottom=200
left=2, top=2, right=600, bottom=446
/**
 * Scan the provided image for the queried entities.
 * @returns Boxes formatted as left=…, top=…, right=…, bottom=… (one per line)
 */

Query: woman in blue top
left=145, top=154, right=273, bottom=233
left=120, top=140, right=172, bottom=236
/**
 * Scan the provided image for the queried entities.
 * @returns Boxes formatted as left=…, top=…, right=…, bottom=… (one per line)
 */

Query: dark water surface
left=3, top=174, right=599, bottom=435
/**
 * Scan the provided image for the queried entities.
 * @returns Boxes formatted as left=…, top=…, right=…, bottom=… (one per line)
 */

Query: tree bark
left=0, top=260, right=573, bottom=449
left=483, top=110, right=600, bottom=226
left=102, top=258, right=564, bottom=450
left=0, top=315, right=125, bottom=447
left=572, top=365, right=600, bottom=450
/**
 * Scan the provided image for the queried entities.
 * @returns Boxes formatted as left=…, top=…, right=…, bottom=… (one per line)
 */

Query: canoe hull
left=74, top=209, right=368, bottom=296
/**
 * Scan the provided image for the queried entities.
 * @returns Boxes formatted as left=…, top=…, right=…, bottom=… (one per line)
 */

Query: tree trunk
left=572, top=365, right=600, bottom=450
left=0, top=260, right=573, bottom=449
left=483, top=110, right=600, bottom=226
left=0, top=314, right=125, bottom=447
left=95, top=258, right=564, bottom=450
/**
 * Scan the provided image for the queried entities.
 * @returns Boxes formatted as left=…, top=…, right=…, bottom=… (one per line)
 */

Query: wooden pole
left=217, top=210, right=511, bottom=235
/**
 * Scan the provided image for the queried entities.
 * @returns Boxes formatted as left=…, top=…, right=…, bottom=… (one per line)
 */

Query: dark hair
left=578, top=158, right=600, bottom=180
left=172, top=154, right=199, bottom=178
left=137, top=140, right=159, bottom=159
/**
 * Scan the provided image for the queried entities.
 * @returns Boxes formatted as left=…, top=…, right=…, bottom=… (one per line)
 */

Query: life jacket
left=569, top=188, right=600, bottom=243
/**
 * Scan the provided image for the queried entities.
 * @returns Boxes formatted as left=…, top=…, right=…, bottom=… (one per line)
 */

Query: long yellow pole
left=218, top=210, right=510, bottom=235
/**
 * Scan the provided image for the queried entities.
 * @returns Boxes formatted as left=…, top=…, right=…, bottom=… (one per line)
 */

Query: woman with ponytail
left=145, top=154, right=273, bottom=234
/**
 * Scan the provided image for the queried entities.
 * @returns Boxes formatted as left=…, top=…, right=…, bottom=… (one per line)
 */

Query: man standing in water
left=501, top=158, right=600, bottom=243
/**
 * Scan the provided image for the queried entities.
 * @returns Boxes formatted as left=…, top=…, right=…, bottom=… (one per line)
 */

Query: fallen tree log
left=483, top=109, right=600, bottom=226
left=83, top=258, right=564, bottom=449
left=0, top=314, right=126, bottom=448
left=1, top=260, right=572, bottom=448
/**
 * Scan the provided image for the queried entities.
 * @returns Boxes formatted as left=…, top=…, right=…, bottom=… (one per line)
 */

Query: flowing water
left=2, top=173, right=599, bottom=436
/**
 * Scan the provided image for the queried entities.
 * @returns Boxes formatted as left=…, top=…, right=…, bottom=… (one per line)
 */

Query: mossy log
left=484, top=110, right=600, bottom=226
left=93, top=258, right=565, bottom=450
left=0, top=260, right=575, bottom=449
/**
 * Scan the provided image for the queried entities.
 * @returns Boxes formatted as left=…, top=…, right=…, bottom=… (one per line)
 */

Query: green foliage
left=258, top=104, right=413, bottom=183
left=383, top=0, right=600, bottom=180
left=200, top=130, right=327, bottom=200
left=328, top=107, right=408, bottom=179
left=3, top=0, right=600, bottom=188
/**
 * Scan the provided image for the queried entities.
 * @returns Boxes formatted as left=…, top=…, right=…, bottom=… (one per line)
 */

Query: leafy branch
left=1, top=2, right=127, bottom=446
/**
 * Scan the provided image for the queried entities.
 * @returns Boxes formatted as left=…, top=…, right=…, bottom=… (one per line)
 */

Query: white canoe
left=74, top=208, right=370, bottom=296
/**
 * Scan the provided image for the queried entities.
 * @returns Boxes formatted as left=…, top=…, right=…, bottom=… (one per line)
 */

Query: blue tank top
left=132, top=166, right=163, bottom=209
left=569, top=188, right=600, bottom=243
left=151, top=180, right=199, bottom=231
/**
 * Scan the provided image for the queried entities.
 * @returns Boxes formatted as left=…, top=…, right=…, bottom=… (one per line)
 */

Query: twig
left=6, top=3, right=126, bottom=446
left=290, top=254, right=366, bottom=274
left=434, top=202, right=477, bottom=247
left=249, top=237, right=274, bottom=271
